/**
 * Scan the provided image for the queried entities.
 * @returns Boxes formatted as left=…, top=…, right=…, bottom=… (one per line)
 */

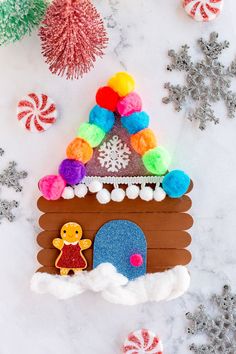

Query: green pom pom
left=77, top=122, right=106, bottom=148
left=0, top=0, right=48, bottom=45
left=142, top=146, right=171, bottom=175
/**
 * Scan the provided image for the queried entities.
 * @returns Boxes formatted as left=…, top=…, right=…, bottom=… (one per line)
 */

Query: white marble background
left=0, top=1, right=236, bottom=353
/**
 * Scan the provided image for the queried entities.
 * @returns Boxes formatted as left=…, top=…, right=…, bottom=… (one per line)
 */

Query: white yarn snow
left=31, top=263, right=190, bottom=305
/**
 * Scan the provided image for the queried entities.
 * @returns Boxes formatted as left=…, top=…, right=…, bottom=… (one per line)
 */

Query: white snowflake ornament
left=98, top=135, right=131, bottom=173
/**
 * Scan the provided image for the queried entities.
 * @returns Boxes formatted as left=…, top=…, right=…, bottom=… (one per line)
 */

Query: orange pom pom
left=66, top=137, right=93, bottom=163
left=130, top=128, right=157, bottom=156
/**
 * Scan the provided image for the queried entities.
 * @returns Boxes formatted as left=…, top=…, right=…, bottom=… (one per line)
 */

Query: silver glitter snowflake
left=0, top=199, right=19, bottom=222
left=0, top=161, right=27, bottom=192
left=163, top=32, right=236, bottom=130
left=186, top=285, right=236, bottom=353
left=0, top=149, right=27, bottom=222
left=98, top=135, right=131, bottom=172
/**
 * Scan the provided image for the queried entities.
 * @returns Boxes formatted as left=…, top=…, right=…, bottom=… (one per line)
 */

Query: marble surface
left=0, top=1, right=236, bottom=353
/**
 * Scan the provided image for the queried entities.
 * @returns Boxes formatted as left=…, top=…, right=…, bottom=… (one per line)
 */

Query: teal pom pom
left=162, top=170, right=191, bottom=198
left=89, top=105, right=115, bottom=133
left=121, top=111, right=149, bottom=134
left=0, top=0, right=48, bottom=45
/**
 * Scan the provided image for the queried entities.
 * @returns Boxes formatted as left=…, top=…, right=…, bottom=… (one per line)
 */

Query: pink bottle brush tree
left=39, top=0, right=108, bottom=79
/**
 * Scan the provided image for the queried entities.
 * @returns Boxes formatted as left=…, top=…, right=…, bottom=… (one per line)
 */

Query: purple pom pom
left=59, top=159, right=86, bottom=185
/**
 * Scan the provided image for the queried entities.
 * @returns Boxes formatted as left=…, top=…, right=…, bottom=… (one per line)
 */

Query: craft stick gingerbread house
left=31, top=72, right=193, bottom=305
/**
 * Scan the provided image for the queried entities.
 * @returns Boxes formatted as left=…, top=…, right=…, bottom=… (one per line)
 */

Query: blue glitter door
left=93, top=220, right=147, bottom=280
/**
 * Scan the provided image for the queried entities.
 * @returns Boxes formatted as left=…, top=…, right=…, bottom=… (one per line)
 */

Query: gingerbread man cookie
left=53, top=222, right=92, bottom=275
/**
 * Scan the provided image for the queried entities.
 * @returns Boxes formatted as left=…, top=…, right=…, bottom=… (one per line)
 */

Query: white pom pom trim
left=154, top=187, right=166, bottom=202
left=111, top=188, right=126, bottom=202
left=126, top=185, right=140, bottom=200
left=88, top=180, right=103, bottom=193
left=62, top=186, right=74, bottom=199
left=74, top=184, right=88, bottom=198
left=96, top=189, right=111, bottom=204
left=139, top=186, right=154, bottom=201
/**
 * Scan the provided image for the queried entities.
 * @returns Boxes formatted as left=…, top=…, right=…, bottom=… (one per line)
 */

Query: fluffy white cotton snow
left=31, top=263, right=190, bottom=305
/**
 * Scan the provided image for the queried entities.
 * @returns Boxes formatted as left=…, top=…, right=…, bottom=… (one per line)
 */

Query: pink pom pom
left=130, top=253, right=143, bottom=267
left=117, top=92, right=142, bottom=116
left=38, top=175, right=66, bottom=200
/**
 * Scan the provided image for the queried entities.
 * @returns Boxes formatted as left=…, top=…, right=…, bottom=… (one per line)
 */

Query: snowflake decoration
left=186, top=285, right=236, bottom=353
left=163, top=32, right=236, bottom=130
left=0, top=199, right=19, bottom=222
left=0, top=161, right=27, bottom=192
left=0, top=148, right=27, bottom=222
left=98, top=135, right=131, bottom=172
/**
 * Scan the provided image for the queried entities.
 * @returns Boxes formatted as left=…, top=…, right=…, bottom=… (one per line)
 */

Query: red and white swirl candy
left=123, top=329, right=163, bottom=354
left=17, top=93, right=57, bottom=133
left=183, top=0, right=224, bottom=22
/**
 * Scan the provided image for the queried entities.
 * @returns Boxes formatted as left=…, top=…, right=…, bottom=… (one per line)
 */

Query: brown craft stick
left=147, top=249, right=192, bottom=267
left=37, top=195, right=192, bottom=213
left=37, top=265, right=173, bottom=274
left=37, top=230, right=192, bottom=249
left=37, top=248, right=192, bottom=269
left=39, top=212, right=193, bottom=231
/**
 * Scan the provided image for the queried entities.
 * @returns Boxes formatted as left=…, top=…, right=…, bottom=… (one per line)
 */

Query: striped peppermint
left=123, top=329, right=163, bottom=354
left=183, top=0, right=224, bottom=22
left=17, top=93, right=57, bottom=133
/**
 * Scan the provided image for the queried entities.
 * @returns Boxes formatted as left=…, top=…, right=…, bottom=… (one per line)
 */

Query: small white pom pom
left=126, top=185, right=140, bottom=200
left=140, top=186, right=154, bottom=201
left=96, top=188, right=111, bottom=204
left=154, top=187, right=166, bottom=202
left=74, top=184, right=88, bottom=198
left=62, top=186, right=74, bottom=199
left=111, top=188, right=126, bottom=202
left=88, top=180, right=103, bottom=193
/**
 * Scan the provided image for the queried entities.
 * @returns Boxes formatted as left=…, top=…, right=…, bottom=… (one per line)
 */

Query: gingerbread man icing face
left=60, top=222, right=82, bottom=243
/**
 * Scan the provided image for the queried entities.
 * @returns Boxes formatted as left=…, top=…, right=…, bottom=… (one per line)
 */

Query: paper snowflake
left=163, top=32, right=236, bottom=130
left=186, top=285, right=236, bottom=353
left=98, top=135, right=131, bottom=172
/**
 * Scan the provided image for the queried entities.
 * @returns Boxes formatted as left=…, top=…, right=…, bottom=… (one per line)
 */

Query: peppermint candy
left=17, top=93, right=57, bottom=133
left=183, top=0, right=224, bottom=22
left=123, top=329, right=163, bottom=354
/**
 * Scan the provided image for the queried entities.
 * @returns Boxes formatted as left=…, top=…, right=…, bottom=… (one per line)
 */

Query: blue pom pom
left=121, top=111, right=149, bottom=134
left=162, top=170, right=191, bottom=198
left=89, top=105, right=115, bottom=133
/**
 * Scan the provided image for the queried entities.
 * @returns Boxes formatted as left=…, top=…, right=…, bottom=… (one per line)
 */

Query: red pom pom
left=96, top=86, right=119, bottom=112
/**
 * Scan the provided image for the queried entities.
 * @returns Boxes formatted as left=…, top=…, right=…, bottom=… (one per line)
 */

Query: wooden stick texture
left=39, top=212, right=193, bottom=231
left=37, top=195, right=192, bottom=213
left=37, top=230, right=192, bottom=249
left=37, top=248, right=192, bottom=270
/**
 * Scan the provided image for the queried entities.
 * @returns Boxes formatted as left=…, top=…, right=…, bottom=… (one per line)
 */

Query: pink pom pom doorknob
left=130, top=254, right=143, bottom=267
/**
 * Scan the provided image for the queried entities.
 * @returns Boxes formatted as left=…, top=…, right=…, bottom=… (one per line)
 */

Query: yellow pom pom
left=108, top=72, right=135, bottom=97
left=66, top=137, right=93, bottom=164
left=131, top=128, right=157, bottom=156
